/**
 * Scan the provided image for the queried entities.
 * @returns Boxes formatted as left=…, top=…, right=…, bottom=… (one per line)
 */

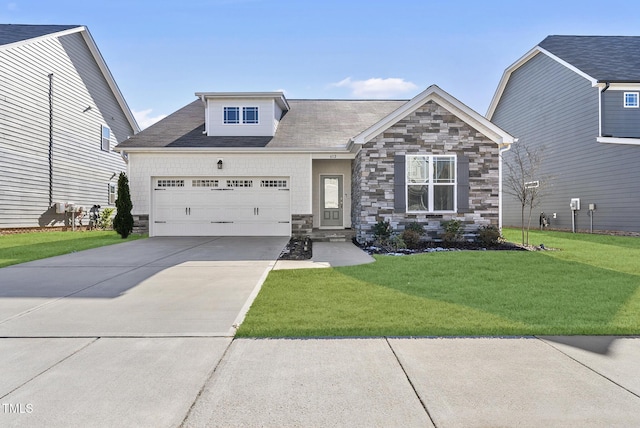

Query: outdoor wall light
left=217, top=159, right=223, bottom=169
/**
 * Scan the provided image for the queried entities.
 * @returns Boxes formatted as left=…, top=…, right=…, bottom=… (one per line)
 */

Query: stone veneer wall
left=291, top=214, right=313, bottom=237
left=352, top=100, right=500, bottom=243
left=132, top=214, right=149, bottom=235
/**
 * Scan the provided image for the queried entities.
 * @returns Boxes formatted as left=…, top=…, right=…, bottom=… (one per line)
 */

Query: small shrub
left=405, top=222, right=425, bottom=235
left=372, top=219, right=392, bottom=245
left=98, top=207, right=115, bottom=230
left=475, top=225, right=502, bottom=247
left=388, top=234, right=406, bottom=252
left=442, top=219, right=463, bottom=243
left=402, top=229, right=422, bottom=249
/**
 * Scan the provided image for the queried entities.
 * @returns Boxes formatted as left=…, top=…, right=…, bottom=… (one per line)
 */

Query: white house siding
left=127, top=152, right=313, bottom=232
left=0, top=32, right=132, bottom=228
left=492, top=52, right=640, bottom=233
left=206, top=99, right=276, bottom=137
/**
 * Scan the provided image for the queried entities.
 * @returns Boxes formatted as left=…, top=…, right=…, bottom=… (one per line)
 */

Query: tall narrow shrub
left=113, top=172, right=134, bottom=238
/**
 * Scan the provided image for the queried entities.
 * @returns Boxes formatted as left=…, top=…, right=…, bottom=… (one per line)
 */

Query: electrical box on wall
left=588, top=203, right=596, bottom=211
left=570, top=198, right=580, bottom=211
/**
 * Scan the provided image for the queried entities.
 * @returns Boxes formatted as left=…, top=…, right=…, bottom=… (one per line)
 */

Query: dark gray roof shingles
left=0, top=24, right=80, bottom=46
left=539, top=35, right=640, bottom=82
left=116, top=99, right=406, bottom=150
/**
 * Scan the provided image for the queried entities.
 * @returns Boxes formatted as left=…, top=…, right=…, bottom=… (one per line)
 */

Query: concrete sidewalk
left=183, top=336, right=640, bottom=427
left=2, top=239, right=639, bottom=427
left=273, top=241, right=375, bottom=270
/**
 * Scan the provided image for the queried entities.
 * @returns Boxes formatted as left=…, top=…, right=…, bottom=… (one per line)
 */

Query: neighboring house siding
left=126, top=151, right=313, bottom=227
left=0, top=33, right=130, bottom=228
left=602, top=90, right=640, bottom=138
left=492, top=52, right=640, bottom=232
left=352, top=100, right=500, bottom=243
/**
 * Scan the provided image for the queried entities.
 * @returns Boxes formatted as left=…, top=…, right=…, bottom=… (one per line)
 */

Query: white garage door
left=152, top=177, right=291, bottom=236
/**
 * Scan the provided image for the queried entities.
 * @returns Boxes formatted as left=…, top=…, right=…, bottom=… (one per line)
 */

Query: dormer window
left=624, top=92, right=638, bottom=108
left=243, top=107, right=259, bottom=124
left=224, top=107, right=240, bottom=124
left=223, top=106, right=259, bottom=124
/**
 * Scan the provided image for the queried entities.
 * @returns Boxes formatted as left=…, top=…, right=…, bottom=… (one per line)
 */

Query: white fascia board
left=79, top=28, right=141, bottom=134
left=0, top=25, right=84, bottom=51
left=596, top=83, right=640, bottom=91
left=597, top=136, right=640, bottom=146
left=486, top=47, right=541, bottom=119
left=0, top=25, right=140, bottom=135
left=114, top=146, right=350, bottom=154
left=353, top=84, right=514, bottom=146
left=195, top=92, right=290, bottom=111
left=537, top=47, right=597, bottom=86
left=486, top=46, right=598, bottom=119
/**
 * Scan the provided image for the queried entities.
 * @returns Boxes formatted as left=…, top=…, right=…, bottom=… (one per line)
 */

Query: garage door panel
left=152, top=177, right=291, bottom=237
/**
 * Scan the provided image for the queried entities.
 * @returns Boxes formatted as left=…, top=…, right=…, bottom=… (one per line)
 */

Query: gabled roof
left=487, top=35, right=640, bottom=119
left=0, top=24, right=139, bottom=134
left=351, top=84, right=514, bottom=148
left=115, top=98, right=405, bottom=151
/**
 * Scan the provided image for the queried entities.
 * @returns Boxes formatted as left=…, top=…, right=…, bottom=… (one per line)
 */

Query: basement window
left=624, top=92, right=639, bottom=108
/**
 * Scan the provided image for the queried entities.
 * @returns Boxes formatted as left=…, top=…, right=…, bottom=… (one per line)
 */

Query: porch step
left=308, top=229, right=356, bottom=242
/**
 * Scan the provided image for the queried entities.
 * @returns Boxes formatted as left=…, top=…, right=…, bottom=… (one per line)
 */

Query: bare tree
left=502, top=142, right=550, bottom=246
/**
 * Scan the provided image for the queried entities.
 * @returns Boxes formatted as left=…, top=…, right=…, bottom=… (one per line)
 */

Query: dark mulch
left=358, top=239, right=528, bottom=255
left=279, top=237, right=313, bottom=260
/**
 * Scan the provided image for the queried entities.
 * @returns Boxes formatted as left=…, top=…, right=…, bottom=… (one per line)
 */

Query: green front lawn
left=0, top=231, right=145, bottom=268
left=237, top=229, right=640, bottom=337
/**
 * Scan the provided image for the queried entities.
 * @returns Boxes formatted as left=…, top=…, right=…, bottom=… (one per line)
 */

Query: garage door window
left=261, top=180, right=287, bottom=188
left=227, top=179, right=253, bottom=187
left=192, top=179, right=219, bottom=187
left=157, top=179, right=184, bottom=187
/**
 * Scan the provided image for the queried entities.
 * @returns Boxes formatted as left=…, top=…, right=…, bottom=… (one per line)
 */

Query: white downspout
left=498, top=141, right=513, bottom=231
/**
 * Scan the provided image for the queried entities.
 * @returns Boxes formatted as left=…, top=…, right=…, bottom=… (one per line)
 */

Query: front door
left=320, top=175, right=343, bottom=227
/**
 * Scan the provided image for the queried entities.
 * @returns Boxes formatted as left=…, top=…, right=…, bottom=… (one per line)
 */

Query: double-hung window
left=101, top=125, right=111, bottom=151
left=406, top=155, right=456, bottom=212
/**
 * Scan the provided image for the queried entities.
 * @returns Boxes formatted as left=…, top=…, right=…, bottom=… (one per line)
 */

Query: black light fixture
left=217, top=159, right=223, bottom=169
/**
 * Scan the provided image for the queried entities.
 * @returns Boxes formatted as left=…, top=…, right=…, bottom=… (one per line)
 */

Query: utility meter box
left=570, top=198, right=581, bottom=211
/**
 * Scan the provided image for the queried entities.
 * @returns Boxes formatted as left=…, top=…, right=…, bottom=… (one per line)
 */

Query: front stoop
left=308, top=229, right=356, bottom=242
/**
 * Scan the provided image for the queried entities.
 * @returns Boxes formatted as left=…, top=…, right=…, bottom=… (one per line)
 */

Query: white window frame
left=108, top=182, right=116, bottom=205
left=101, top=125, right=111, bottom=151
left=406, top=155, right=456, bottom=213
left=223, top=107, right=240, bottom=124
left=624, top=92, right=639, bottom=108
left=242, top=106, right=259, bottom=124
left=223, top=106, right=259, bottom=124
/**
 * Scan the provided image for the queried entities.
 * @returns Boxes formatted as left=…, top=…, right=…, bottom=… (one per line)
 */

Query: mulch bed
left=359, top=240, right=529, bottom=255
left=279, top=237, right=313, bottom=260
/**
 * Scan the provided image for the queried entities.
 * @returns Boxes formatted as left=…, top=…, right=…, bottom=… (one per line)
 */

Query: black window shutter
left=394, top=155, right=406, bottom=213
left=457, top=155, right=470, bottom=213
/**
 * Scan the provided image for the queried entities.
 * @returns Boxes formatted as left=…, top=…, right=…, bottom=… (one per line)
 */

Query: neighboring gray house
left=488, top=35, right=640, bottom=233
left=0, top=24, right=139, bottom=229
left=115, top=85, right=514, bottom=241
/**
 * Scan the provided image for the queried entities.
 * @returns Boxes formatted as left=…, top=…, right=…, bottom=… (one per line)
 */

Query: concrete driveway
left=0, top=236, right=288, bottom=427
